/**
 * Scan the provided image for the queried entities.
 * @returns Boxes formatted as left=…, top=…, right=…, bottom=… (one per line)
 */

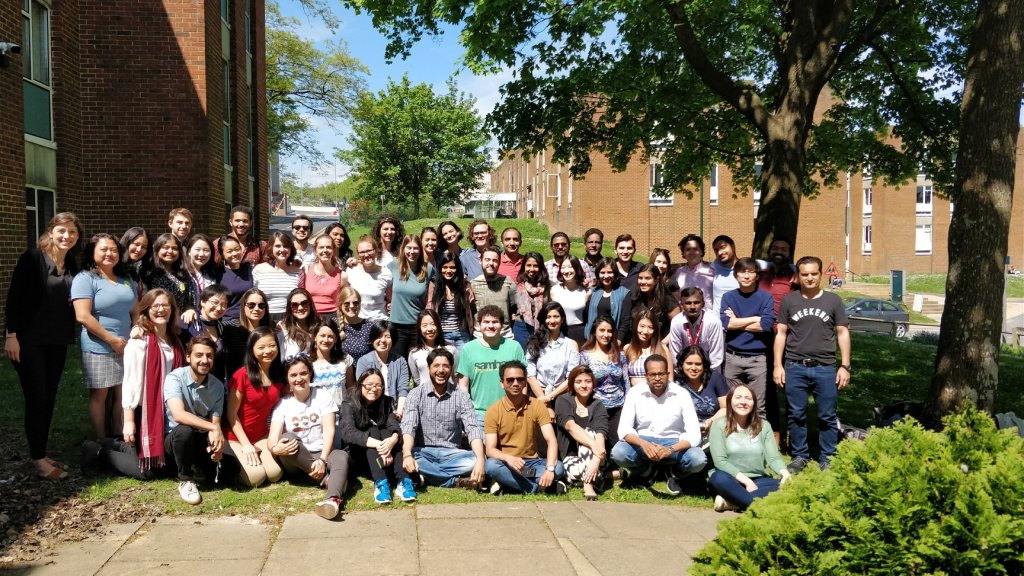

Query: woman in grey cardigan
left=354, top=319, right=410, bottom=419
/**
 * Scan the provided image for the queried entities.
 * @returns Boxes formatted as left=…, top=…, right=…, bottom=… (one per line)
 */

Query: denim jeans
left=485, top=457, right=565, bottom=493
left=413, top=446, right=479, bottom=487
left=511, top=320, right=534, bottom=351
left=444, top=330, right=472, bottom=353
left=708, top=470, right=780, bottom=510
left=610, top=436, right=707, bottom=479
left=784, top=362, right=839, bottom=463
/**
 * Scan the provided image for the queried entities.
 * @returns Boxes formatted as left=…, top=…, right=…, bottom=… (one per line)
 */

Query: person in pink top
left=671, top=234, right=714, bottom=310
left=300, top=235, right=348, bottom=324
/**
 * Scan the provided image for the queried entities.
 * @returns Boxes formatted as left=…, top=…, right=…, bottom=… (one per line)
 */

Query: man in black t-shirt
left=773, top=256, right=851, bottom=473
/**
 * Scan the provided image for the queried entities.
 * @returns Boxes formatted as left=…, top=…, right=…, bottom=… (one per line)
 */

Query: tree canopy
left=266, top=0, right=368, bottom=164
left=343, top=0, right=975, bottom=254
left=338, top=75, right=491, bottom=218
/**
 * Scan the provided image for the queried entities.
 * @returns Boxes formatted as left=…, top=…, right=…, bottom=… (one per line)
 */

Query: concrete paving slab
left=108, top=517, right=270, bottom=563
left=418, top=517, right=557, bottom=550
left=262, top=536, right=419, bottom=575
left=572, top=502, right=688, bottom=540
left=555, top=537, right=602, bottom=576
left=536, top=502, right=607, bottom=539
left=0, top=523, right=143, bottom=576
left=96, top=558, right=265, bottom=576
left=419, top=547, right=575, bottom=576
left=415, top=502, right=540, bottom=519
left=275, top=509, right=416, bottom=540
left=666, top=508, right=738, bottom=542
left=569, top=537, right=701, bottom=576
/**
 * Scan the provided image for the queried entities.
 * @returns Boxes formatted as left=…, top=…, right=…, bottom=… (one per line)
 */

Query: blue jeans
left=444, top=330, right=472, bottom=352
left=785, top=362, right=839, bottom=463
left=610, top=437, right=707, bottom=478
left=485, top=457, right=565, bottom=493
left=413, top=446, right=479, bottom=487
left=512, top=320, right=534, bottom=351
left=708, top=470, right=780, bottom=510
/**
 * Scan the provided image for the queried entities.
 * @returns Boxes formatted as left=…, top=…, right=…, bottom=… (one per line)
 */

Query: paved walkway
left=4, top=502, right=734, bottom=575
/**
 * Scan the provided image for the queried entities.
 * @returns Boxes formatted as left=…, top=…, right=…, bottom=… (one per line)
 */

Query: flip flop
left=46, top=458, right=68, bottom=470
left=38, top=465, right=68, bottom=480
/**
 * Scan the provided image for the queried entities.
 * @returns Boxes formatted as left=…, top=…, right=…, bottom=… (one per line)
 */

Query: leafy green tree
left=342, top=0, right=974, bottom=255
left=266, top=0, right=368, bottom=164
left=339, top=75, right=491, bottom=219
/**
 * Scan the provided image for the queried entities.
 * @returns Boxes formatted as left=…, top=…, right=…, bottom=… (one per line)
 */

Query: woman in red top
left=227, top=326, right=285, bottom=487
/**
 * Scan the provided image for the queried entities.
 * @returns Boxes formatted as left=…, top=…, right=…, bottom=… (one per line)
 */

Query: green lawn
left=857, top=273, right=1024, bottom=298
left=2, top=334, right=1022, bottom=517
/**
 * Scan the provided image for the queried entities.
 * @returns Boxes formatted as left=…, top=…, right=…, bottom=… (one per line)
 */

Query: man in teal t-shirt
left=457, top=305, right=525, bottom=425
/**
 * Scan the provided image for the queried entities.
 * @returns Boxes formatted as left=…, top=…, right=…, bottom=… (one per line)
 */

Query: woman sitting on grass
left=269, top=355, right=351, bottom=520
left=226, top=326, right=286, bottom=487
left=554, top=365, right=608, bottom=501
left=708, top=384, right=790, bottom=512
left=341, top=369, right=416, bottom=505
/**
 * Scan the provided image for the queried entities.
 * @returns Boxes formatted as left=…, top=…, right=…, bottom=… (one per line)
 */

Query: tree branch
left=869, top=40, right=938, bottom=135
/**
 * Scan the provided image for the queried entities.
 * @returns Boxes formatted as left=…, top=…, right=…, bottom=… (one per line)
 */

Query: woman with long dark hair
left=354, top=320, right=411, bottom=418
left=630, top=263, right=680, bottom=340
left=407, top=309, right=455, bottom=388
left=372, top=215, right=404, bottom=266
left=579, top=316, right=629, bottom=454
left=223, top=287, right=270, bottom=376
left=73, top=232, right=139, bottom=441
left=549, top=255, right=590, bottom=345
left=427, top=250, right=474, bottom=350
left=436, top=220, right=464, bottom=267
left=253, top=231, right=302, bottom=323
left=5, top=212, right=84, bottom=479
left=277, top=288, right=322, bottom=361
left=584, top=258, right=632, bottom=344
left=217, top=235, right=254, bottom=326
left=143, top=233, right=191, bottom=319
left=676, top=345, right=728, bottom=436
left=324, top=222, right=353, bottom=262
left=623, top=311, right=672, bottom=387
left=183, top=234, right=221, bottom=315
left=119, top=226, right=150, bottom=285
left=309, top=322, right=352, bottom=408
left=513, top=251, right=550, bottom=350
left=340, top=369, right=416, bottom=505
left=226, top=326, right=286, bottom=487
left=419, top=226, right=440, bottom=269
left=525, top=301, right=579, bottom=409
left=708, top=385, right=789, bottom=512
left=554, top=365, right=609, bottom=500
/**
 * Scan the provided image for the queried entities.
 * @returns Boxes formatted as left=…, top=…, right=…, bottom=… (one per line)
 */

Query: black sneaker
left=554, top=480, right=568, bottom=495
left=665, top=475, right=683, bottom=496
left=819, top=460, right=831, bottom=471
left=619, top=469, right=653, bottom=489
left=787, top=457, right=810, bottom=475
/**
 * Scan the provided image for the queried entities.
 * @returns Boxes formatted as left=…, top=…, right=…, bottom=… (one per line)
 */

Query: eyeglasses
left=289, top=300, right=310, bottom=310
left=292, top=225, right=311, bottom=231
left=471, top=231, right=489, bottom=237
left=647, top=372, right=669, bottom=379
left=341, top=301, right=360, bottom=309
left=245, top=302, right=268, bottom=310
left=503, top=376, right=527, bottom=383
left=150, top=304, right=171, bottom=311
left=362, top=383, right=383, bottom=391
left=357, top=250, right=376, bottom=256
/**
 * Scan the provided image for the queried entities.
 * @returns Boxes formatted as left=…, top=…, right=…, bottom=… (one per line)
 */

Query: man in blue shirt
left=720, top=258, right=776, bottom=419
left=163, top=335, right=240, bottom=504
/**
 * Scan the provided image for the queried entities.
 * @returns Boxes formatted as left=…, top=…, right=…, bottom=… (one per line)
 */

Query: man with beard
left=289, top=214, right=317, bottom=269
left=758, top=237, right=798, bottom=444
left=668, top=287, right=725, bottom=373
left=470, top=247, right=518, bottom=338
left=215, top=206, right=266, bottom=266
left=581, top=228, right=605, bottom=288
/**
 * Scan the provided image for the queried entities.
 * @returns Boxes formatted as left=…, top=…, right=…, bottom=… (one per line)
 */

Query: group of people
left=4, top=207, right=851, bottom=518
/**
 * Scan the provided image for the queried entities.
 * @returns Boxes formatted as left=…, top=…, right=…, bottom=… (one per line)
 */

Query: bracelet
left=403, top=454, right=414, bottom=460
left=317, top=457, right=327, bottom=464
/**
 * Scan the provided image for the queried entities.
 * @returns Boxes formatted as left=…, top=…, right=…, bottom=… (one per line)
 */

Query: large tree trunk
left=752, top=121, right=808, bottom=258
left=923, top=0, right=1023, bottom=426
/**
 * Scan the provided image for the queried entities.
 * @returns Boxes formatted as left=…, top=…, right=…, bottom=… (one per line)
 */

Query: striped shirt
left=400, top=382, right=483, bottom=449
left=252, top=264, right=301, bottom=316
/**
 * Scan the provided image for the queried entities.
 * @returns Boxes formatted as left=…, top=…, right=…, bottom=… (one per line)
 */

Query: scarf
left=139, top=333, right=184, bottom=470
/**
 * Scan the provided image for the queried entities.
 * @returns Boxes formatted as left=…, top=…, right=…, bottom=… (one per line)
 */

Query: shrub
left=910, top=331, right=941, bottom=346
left=691, top=406, right=1024, bottom=575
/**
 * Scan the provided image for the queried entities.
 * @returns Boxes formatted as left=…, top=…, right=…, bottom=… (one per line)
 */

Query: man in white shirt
left=668, top=287, right=725, bottom=372
left=611, top=354, right=706, bottom=495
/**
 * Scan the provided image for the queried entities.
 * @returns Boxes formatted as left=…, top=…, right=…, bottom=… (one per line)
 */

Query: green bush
left=691, top=406, right=1024, bottom=575
left=910, top=331, right=941, bottom=346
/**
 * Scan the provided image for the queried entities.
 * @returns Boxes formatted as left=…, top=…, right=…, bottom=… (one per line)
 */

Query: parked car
left=844, top=297, right=910, bottom=338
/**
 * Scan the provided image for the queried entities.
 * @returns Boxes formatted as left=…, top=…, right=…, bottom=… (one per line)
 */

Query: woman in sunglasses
left=224, top=288, right=270, bottom=376
left=277, top=288, right=322, bottom=362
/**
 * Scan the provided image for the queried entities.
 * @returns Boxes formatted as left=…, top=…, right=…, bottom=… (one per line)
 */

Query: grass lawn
left=2, top=334, right=1022, bottom=518
left=856, top=273, right=1024, bottom=298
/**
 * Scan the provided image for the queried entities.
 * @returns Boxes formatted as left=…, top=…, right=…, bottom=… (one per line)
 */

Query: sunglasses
left=292, top=225, right=311, bottom=231
left=245, top=302, right=268, bottom=310
left=341, top=301, right=360, bottom=308
left=503, top=376, right=527, bottom=383
left=289, top=300, right=310, bottom=310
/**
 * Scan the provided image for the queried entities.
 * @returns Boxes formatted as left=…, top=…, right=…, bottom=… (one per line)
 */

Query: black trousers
left=13, top=344, right=68, bottom=460
left=99, top=437, right=164, bottom=481
left=389, top=322, right=418, bottom=364
left=163, top=424, right=241, bottom=483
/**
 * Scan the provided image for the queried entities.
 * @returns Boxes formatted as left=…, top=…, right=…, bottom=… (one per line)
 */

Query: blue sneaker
left=373, top=479, right=392, bottom=505
left=398, top=477, right=417, bottom=502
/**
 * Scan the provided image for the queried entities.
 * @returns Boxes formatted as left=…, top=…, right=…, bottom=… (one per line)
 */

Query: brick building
left=2, top=0, right=268, bottom=322
left=490, top=133, right=1024, bottom=277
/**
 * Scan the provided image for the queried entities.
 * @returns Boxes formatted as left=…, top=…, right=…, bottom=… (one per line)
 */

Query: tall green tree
left=342, top=0, right=972, bottom=255
left=266, top=0, right=368, bottom=164
left=924, top=0, right=1023, bottom=423
left=339, top=75, right=491, bottom=218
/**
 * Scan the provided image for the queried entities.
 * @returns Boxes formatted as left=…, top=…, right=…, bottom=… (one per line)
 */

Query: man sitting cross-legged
left=484, top=360, right=566, bottom=494
left=401, top=348, right=486, bottom=489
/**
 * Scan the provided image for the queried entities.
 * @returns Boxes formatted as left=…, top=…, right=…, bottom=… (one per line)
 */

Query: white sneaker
left=178, top=480, right=202, bottom=505
left=713, top=495, right=739, bottom=512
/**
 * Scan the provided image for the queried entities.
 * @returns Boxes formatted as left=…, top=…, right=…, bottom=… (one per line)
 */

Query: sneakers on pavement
left=787, top=457, right=810, bottom=475
left=315, top=497, right=342, bottom=519
left=178, top=480, right=202, bottom=505
left=665, top=475, right=683, bottom=496
left=373, top=479, right=392, bottom=505
left=713, top=495, right=740, bottom=512
left=398, top=477, right=418, bottom=502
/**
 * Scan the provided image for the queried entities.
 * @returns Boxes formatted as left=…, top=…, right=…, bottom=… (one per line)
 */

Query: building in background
left=2, top=0, right=268, bottom=322
left=490, top=133, right=1024, bottom=277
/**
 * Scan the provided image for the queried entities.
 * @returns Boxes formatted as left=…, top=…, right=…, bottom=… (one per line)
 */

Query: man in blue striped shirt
left=401, top=348, right=486, bottom=489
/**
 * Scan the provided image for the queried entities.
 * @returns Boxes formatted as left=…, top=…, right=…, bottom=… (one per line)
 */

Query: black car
left=844, top=297, right=910, bottom=338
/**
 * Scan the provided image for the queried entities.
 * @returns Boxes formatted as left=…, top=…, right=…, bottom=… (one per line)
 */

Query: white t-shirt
left=347, top=265, right=393, bottom=321
left=270, top=387, right=338, bottom=453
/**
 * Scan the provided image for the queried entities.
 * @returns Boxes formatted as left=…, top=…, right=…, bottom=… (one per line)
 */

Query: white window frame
left=915, top=224, right=932, bottom=255
left=916, top=184, right=933, bottom=215
left=862, top=225, right=872, bottom=255
left=23, top=0, right=54, bottom=144
left=863, top=187, right=872, bottom=216
left=709, top=164, right=719, bottom=206
left=25, top=186, right=56, bottom=249
left=648, top=162, right=672, bottom=206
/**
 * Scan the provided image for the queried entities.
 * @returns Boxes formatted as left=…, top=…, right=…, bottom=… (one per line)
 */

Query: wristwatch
left=545, top=464, right=556, bottom=473
left=839, top=364, right=853, bottom=374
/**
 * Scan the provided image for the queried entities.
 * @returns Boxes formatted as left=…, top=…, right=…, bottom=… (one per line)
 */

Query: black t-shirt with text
left=777, top=290, right=849, bottom=364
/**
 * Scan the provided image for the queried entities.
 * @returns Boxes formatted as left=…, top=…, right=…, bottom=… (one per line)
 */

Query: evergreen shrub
left=691, top=406, right=1024, bottom=575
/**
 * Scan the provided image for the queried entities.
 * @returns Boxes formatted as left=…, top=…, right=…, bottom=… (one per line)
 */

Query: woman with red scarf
left=83, top=289, right=185, bottom=478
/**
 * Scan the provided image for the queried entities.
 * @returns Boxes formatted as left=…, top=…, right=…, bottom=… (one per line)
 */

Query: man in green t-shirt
left=457, top=305, right=525, bottom=427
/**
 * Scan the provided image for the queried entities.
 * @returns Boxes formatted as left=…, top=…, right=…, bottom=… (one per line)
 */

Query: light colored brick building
left=2, top=0, right=268, bottom=323
left=490, top=133, right=1024, bottom=277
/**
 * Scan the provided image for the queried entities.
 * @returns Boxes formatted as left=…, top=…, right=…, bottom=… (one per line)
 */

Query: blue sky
left=277, top=0, right=510, bottom=186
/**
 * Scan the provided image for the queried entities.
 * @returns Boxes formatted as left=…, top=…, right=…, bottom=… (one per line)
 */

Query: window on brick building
left=863, top=187, right=872, bottom=215
left=915, top=224, right=932, bottom=255
left=916, top=185, right=933, bottom=215
left=23, top=0, right=52, bottom=142
left=753, top=162, right=762, bottom=207
left=862, top=225, right=872, bottom=255
left=709, top=164, right=718, bottom=206
left=25, top=187, right=55, bottom=248
left=648, top=163, right=672, bottom=206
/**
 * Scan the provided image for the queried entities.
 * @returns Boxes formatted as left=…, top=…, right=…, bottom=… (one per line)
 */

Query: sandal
left=37, top=465, right=68, bottom=480
left=46, top=458, right=69, bottom=470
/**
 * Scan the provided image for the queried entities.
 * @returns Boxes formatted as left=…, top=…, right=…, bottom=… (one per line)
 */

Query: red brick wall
left=0, top=0, right=26, bottom=328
